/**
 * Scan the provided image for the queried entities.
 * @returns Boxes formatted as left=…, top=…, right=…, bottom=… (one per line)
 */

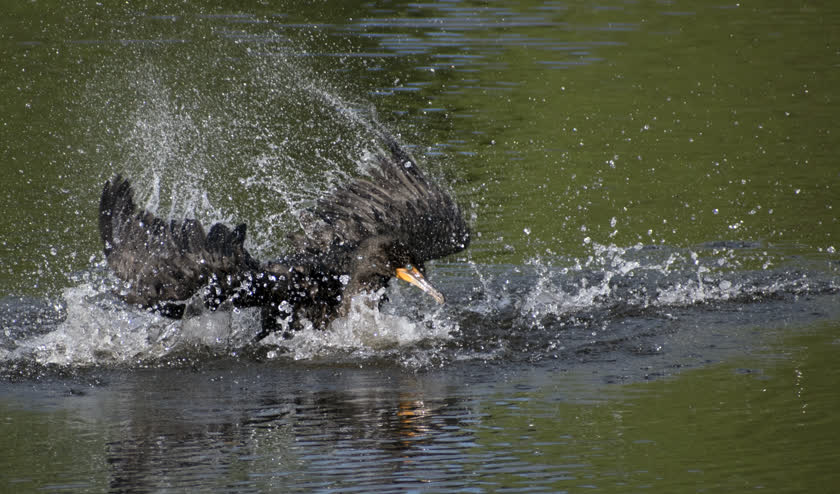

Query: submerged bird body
left=98, top=138, right=469, bottom=340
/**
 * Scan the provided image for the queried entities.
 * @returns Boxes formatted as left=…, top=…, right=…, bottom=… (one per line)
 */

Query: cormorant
left=98, top=137, right=470, bottom=341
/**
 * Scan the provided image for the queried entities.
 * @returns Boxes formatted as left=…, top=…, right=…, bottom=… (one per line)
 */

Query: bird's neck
left=334, top=235, right=395, bottom=315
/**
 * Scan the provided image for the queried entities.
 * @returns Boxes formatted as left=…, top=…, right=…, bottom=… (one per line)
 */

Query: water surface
left=1, top=0, right=838, bottom=491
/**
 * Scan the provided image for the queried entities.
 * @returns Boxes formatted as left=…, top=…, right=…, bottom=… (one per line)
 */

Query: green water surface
left=1, top=1, right=838, bottom=491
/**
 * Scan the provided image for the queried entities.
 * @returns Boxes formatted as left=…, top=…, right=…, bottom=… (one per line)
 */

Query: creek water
left=1, top=1, right=838, bottom=492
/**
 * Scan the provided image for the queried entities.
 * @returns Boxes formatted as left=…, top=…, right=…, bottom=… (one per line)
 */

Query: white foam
left=11, top=284, right=454, bottom=368
left=11, top=284, right=262, bottom=367
left=268, top=290, right=454, bottom=362
left=516, top=241, right=787, bottom=322
left=16, top=284, right=169, bottom=366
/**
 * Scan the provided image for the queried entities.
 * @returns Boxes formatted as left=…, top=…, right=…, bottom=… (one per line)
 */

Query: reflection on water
left=3, top=366, right=487, bottom=492
left=1, top=0, right=839, bottom=491
left=3, top=322, right=840, bottom=492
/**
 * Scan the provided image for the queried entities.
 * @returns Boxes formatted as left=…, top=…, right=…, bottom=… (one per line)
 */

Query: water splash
left=88, top=43, right=393, bottom=260
left=447, top=240, right=837, bottom=363
left=8, top=24, right=837, bottom=373
left=4, top=281, right=456, bottom=369
left=1, top=241, right=836, bottom=373
left=263, top=289, right=455, bottom=364
left=515, top=241, right=810, bottom=325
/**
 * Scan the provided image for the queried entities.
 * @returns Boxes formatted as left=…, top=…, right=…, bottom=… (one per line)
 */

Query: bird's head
left=395, top=263, right=444, bottom=304
left=355, top=237, right=445, bottom=304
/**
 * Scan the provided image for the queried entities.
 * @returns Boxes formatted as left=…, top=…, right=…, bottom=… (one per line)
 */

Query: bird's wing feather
left=298, top=138, right=470, bottom=263
left=99, top=175, right=258, bottom=307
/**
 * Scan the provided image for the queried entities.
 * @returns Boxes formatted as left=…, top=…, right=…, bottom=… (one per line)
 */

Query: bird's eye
left=405, top=263, right=413, bottom=270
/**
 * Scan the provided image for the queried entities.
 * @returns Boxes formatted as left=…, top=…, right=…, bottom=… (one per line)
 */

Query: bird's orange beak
left=395, top=266, right=445, bottom=304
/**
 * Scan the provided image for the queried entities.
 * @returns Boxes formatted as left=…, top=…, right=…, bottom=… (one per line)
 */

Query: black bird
left=98, top=137, right=470, bottom=340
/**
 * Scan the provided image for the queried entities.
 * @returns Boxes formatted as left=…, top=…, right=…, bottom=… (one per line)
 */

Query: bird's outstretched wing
left=99, top=175, right=259, bottom=308
left=298, top=138, right=470, bottom=263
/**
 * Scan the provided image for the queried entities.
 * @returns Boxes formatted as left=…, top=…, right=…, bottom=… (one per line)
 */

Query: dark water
left=2, top=0, right=839, bottom=491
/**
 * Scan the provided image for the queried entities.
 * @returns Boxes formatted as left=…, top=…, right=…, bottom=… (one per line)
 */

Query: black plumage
left=98, top=137, right=469, bottom=340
